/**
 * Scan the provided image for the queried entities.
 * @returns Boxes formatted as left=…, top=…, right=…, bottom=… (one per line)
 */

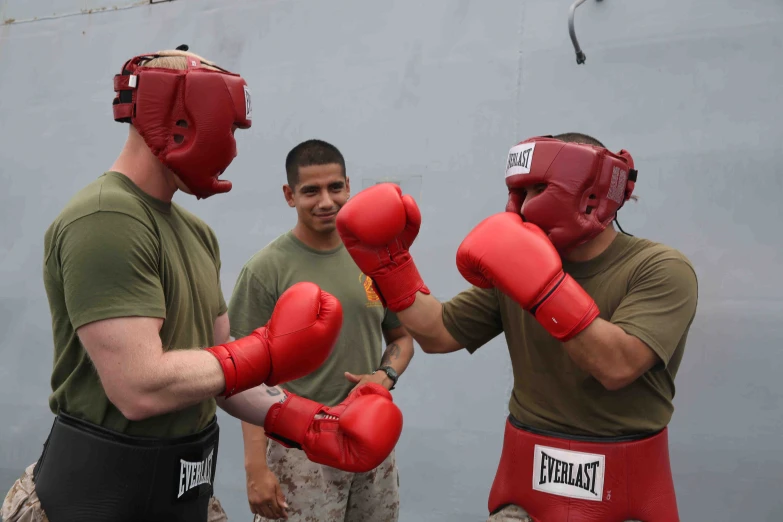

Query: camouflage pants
left=1, top=462, right=229, bottom=522
left=487, top=504, right=642, bottom=521
left=254, top=439, right=399, bottom=522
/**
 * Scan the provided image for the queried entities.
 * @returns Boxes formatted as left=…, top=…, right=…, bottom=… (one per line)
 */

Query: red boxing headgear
left=112, top=52, right=252, bottom=199
left=504, top=136, right=637, bottom=252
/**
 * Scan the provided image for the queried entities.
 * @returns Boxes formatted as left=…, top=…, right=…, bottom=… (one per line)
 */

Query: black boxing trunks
left=488, top=415, right=679, bottom=522
left=32, top=412, right=219, bottom=522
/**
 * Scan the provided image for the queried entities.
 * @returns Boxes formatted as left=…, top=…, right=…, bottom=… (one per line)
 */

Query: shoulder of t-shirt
left=46, top=173, right=157, bottom=241
left=623, top=236, right=698, bottom=283
left=241, top=232, right=297, bottom=280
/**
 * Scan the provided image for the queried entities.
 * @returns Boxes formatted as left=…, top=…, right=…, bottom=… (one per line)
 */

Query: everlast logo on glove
left=532, top=444, right=605, bottom=501
left=177, top=447, right=215, bottom=499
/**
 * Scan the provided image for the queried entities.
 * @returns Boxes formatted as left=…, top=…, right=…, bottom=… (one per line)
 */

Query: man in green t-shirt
left=229, top=139, right=414, bottom=522
left=1, top=51, right=402, bottom=522
left=336, top=133, right=699, bottom=522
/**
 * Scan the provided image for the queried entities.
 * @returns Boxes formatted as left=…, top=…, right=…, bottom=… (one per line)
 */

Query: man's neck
left=292, top=223, right=343, bottom=251
left=562, top=227, right=618, bottom=263
left=109, top=132, right=178, bottom=202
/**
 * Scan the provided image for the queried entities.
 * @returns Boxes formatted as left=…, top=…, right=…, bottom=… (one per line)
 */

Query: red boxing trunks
left=488, top=416, right=679, bottom=522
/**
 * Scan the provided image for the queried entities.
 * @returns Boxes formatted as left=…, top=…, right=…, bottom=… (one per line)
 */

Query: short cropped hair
left=138, top=47, right=222, bottom=72
left=285, top=139, right=346, bottom=187
left=552, top=132, right=605, bottom=148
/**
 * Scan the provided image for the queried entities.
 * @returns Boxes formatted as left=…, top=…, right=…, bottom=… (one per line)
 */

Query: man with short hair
left=0, top=50, right=402, bottom=522
left=230, top=139, right=414, bottom=521
left=336, top=132, right=699, bottom=522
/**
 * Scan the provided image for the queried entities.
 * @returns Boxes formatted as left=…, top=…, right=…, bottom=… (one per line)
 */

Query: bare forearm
left=125, top=348, right=226, bottom=419
left=379, top=337, right=414, bottom=377
left=242, top=421, right=269, bottom=471
left=396, top=293, right=460, bottom=353
left=563, top=319, right=658, bottom=390
left=216, top=385, right=287, bottom=428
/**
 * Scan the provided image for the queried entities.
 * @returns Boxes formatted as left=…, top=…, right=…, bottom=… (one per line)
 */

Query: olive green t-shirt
left=442, top=232, right=699, bottom=438
left=43, top=171, right=227, bottom=438
left=227, top=231, right=401, bottom=407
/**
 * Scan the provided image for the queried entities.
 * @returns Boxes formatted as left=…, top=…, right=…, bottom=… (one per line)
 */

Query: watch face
left=381, top=366, right=397, bottom=381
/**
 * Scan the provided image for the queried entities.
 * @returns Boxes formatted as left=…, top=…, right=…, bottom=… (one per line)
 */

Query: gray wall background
left=1, top=0, right=781, bottom=520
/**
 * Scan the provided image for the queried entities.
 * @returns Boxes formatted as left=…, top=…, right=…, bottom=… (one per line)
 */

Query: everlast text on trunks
left=535, top=445, right=603, bottom=500
left=488, top=415, right=680, bottom=522
left=32, top=412, right=220, bottom=522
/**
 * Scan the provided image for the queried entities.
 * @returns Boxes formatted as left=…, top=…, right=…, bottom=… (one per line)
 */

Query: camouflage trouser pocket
left=256, top=440, right=400, bottom=522
left=0, top=463, right=49, bottom=522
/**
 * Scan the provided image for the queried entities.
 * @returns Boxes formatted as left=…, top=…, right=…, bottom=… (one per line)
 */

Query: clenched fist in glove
left=456, top=212, right=599, bottom=342
left=206, top=281, right=343, bottom=398
left=263, top=383, right=403, bottom=473
left=336, top=183, right=430, bottom=312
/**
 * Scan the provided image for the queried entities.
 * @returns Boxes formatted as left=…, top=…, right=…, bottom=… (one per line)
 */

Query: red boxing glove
left=336, top=183, right=430, bottom=312
left=263, top=383, right=403, bottom=473
left=456, top=212, right=598, bottom=342
left=206, top=282, right=343, bottom=398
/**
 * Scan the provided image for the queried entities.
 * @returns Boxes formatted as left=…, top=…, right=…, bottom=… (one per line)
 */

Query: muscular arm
left=563, top=319, right=658, bottom=391
left=77, top=316, right=226, bottom=421
left=395, top=293, right=464, bottom=354
left=79, top=310, right=291, bottom=423
left=563, top=256, right=698, bottom=391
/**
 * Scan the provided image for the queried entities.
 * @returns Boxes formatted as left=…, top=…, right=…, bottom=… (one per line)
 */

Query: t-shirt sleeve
left=58, top=212, right=166, bottom=330
left=381, top=309, right=402, bottom=331
left=227, top=264, right=278, bottom=339
left=610, top=255, right=699, bottom=368
left=441, top=286, right=504, bottom=354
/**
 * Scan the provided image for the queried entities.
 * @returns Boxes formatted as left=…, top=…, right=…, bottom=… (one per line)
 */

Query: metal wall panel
left=1, top=1, right=781, bottom=520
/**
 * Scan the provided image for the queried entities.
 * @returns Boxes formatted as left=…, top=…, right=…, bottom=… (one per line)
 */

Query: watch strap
left=374, top=365, right=398, bottom=390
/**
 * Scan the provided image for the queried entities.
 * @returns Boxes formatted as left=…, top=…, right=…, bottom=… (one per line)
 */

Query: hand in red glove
left=263, top=383, right=403, bottom=473
left=335, top=183, right=430, bottom=312
left=206, top=281, right=343, bottom=397
left=457, top=212, right=598, bottom=342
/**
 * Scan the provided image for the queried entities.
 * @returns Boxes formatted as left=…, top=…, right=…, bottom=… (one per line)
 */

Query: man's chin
left=316, top=222, right=337, bottom=234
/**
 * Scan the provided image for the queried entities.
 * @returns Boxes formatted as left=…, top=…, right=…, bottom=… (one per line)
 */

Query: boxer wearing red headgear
left=335, top=132, right=699, bottom=522
left=2, top=48, right=401, bottom=522
left=504, top=135, right=637, bottom=253
left=111, top=49, right=252, bottom=199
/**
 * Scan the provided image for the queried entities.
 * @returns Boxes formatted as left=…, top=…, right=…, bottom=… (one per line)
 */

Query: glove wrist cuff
left=533, top=273, right=599, bottom=342
left=205, top=344, right=237, bottom=398
left=372, top=258, right=430, bottom=312
left=207, top=332, right=271, bottom=398
left=263, top=393, right=323, bottom=448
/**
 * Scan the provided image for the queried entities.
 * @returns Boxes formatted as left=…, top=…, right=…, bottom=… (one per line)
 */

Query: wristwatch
left=374, top=365, right=398, bottom=390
